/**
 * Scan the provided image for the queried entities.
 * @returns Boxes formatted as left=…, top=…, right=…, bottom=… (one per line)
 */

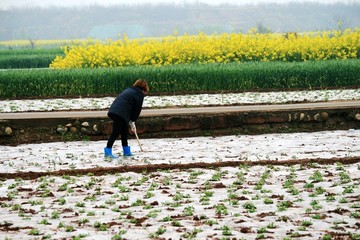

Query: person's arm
left=129, top=121, right=136, bottom=132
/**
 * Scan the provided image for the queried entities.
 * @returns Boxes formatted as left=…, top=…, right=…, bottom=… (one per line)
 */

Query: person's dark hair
left=133, top=79, right=149, bottom=93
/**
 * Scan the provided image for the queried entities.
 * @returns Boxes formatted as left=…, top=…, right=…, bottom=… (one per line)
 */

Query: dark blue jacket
left=108, top=86, right=144, bottom=123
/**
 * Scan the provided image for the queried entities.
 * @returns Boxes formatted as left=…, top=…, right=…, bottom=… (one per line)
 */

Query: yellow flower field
left=50, top=29, right=360, bottom=69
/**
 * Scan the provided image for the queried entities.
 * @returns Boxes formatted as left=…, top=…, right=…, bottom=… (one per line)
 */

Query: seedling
left=51, top=210, right=60, bottom=219
left=78, top=218, right=89, bottom=225
left=39, top=219, right=51, bottom=225
left=277, top=201, right=292, bottom=211
left=65, top=225, right=75, bottom=232
left=339, top=197, right=348, bottom=203
left=263, top=197, right=274, bottom=204
left=112, top=230, right=127, bottom=240
left=309, top=170, right=323, bottom=182
left=322, top=234, right=332, bottom=240
left=342, top=185, right=355, bottom=194
left=243, top=202, right=257, bottom=213
left=146, top=210, right=160, bottom=218
left=58, top=198, right=66, bottom=205
left=87, top=211, right=95, bottom=216
left=94, top=221, right=107, bottom=231
left=267, top=222, right=276, bottom=229
left=171, top=221, right=182, bottom=227
left=181, top=228, right=202, bottom=239
left=301, top=220, right=313, bottom=227
left=162, top=216, right=172, bottom=222
left=205, top=219, right=218, bottom=226
left=75, top=201, right=85, bottom=207
left=183, top=206, right=195, bottom=216
left=29, top=228, right=40, bottom=235
left=339, top=171, right=351, bottom=183
left=215, top=204, right=229, bottom=215
left=221, top=225, right=232, bottom=236
left=310, top=200, right=322, bottom=210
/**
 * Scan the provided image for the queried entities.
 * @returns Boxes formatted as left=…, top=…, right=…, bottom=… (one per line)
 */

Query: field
left=1, top=88, right=359, bottom=239
left=1, top=31, right=359, bottom=239
left=1, top=60, right=360, bottom=98
left=1, top=88, right=359, bottom=113
left=50, top=29, right=360, bottom=68
left=1, top=131, right=360, bottom=240
left=1, top=29, right=360, bottom=98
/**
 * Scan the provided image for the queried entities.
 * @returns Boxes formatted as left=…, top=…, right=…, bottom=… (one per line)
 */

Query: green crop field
left=0, top=60, right=359, bottom=98
left=0, top=31, right=359, bottom=98
left=0, top=48, right=64, bottom=69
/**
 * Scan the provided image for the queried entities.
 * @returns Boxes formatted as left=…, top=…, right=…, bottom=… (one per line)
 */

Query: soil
left=1, top=93, right=359, bottom=181
left=1, top=156, right=359, bottom=180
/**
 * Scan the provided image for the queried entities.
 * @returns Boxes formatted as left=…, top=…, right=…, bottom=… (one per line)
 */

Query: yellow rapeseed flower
left=50, top=28, right=360, bottom=69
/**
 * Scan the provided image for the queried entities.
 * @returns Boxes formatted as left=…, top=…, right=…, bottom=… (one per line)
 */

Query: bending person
left=104, top=79, right=149, bottom=158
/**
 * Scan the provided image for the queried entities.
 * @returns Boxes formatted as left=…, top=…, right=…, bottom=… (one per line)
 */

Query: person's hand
left=129, top=121, right=136, bottom=132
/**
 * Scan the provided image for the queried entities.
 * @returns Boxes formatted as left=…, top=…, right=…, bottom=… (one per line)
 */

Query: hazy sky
left=1, top=0, right=358, bottom=9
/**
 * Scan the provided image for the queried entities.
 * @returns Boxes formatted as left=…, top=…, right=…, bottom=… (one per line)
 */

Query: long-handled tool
left=130, top=121, right=143, bottom=152
left=134, top=130, right=143, bottom=152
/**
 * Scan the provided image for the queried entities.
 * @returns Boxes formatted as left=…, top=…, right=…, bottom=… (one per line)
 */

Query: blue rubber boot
left=104, top=147, right=118, bottom=158
left=123, top=146, right=133, bottom=156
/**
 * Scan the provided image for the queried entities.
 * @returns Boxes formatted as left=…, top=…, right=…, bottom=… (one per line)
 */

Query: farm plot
left=0, top=130, right=359, bottom=174
left=0, top=159, right=359, bottom=239
left=0, top=88, right=359, bottom=113
left=0, top=130, right=359, bottom=239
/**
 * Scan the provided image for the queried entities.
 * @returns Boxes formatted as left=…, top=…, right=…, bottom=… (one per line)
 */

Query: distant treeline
left=0, top=2, right=359, bottom=41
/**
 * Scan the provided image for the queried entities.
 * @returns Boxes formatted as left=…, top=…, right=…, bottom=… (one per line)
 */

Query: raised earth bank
left=1, top=102, right=359, bottom=146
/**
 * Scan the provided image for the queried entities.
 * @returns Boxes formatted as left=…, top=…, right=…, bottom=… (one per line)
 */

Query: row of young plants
left=0, top=163, right=359, bottom=239
left=1, top=59, right=359, bottom=98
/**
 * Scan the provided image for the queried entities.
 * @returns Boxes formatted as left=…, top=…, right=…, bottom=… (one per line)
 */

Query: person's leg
left=120, top=119, right=128, bottom=147
left=105, top=115, right=132, bottom=157
left=118, top=119, right=133, bottom=156
left=112, top=118, right=135, bottom=156
left=106, top=120, right=122, bottom=149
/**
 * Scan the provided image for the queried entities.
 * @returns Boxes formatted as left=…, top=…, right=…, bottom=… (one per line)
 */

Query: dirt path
left=1, top=156, right=359, bottom=180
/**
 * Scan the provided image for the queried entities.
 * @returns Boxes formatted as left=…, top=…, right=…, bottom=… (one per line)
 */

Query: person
left=104, top=79, right=149, bottom=158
